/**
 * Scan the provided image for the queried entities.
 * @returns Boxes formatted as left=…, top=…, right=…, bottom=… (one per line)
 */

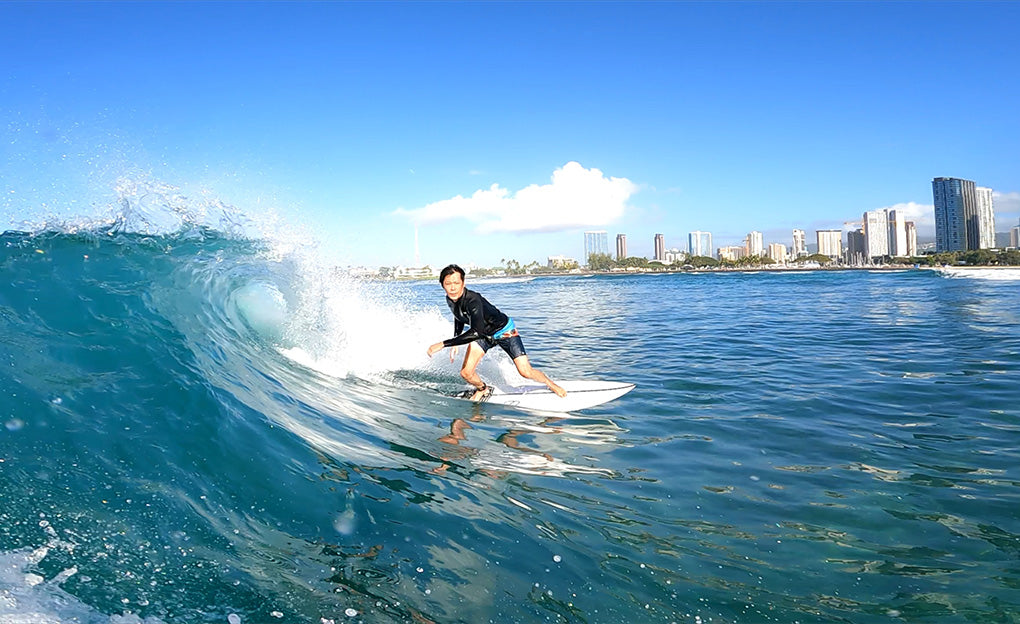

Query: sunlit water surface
left=2, top=230, right=1019, bottom=623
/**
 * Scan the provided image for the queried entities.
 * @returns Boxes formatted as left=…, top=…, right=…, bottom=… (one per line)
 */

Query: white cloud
left=993, top=191, right=1020, bottom=225
left=844, top=202, right=935, bottom=237
left=884, top=202, right=934, bottom=231
left=395, top=162, right=637, bottom=234
left=863, top=192, right=1020, bottom=237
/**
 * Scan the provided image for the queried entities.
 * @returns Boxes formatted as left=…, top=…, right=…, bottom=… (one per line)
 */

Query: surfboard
left=450, top=380, right=635, bottom=413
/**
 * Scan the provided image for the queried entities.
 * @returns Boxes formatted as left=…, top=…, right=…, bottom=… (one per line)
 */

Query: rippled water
left=2, top=229, right=1019, bottom=623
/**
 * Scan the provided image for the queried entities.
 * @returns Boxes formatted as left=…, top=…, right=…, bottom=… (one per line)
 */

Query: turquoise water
left=2, top=227, right=1019, bottom=623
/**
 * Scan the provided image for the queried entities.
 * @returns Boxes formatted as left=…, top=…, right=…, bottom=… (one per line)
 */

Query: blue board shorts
left=478, top=318, right=527, bottom=359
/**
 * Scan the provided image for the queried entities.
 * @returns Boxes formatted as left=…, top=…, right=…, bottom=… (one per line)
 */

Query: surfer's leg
left=460, top=342, right=490, bottom=401
left=512, top=355, right=567, bottom=398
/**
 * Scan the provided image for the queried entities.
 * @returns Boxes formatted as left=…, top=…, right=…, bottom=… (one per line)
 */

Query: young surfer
left=427, top=264, right=567, bottom=402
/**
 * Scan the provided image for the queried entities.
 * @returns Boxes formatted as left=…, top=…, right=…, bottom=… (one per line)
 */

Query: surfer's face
left=441, top=272, right=465, bottom=300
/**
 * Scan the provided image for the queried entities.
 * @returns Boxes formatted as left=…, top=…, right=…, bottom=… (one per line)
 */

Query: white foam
left=0, top=547, right=167, bottom=624
left=937, top=267, right=1020, bottom=281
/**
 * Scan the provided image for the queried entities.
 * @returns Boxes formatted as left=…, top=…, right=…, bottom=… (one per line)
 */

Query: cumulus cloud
left=884, top=201, right=935, bottom=231
left=395, top=162, right=637, bottom=234
left=844, top=202, right=936, bottom=237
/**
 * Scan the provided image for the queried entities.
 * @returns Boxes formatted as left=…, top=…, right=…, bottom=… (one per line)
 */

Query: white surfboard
left=451, top=380, right=635, bottom=413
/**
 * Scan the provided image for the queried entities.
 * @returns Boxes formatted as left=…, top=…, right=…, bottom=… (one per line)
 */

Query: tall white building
left=1011, top=218, right=1020, bottom=248
left=906, top=222, right=918, bottom=257
left=584, top=231, right=609, bottom=264
left=767, top=242, right=788, bottom=265
left=887, top=209, right=908, bottom=257
left=745, top=231, right=764, bottom=257
left=816, top=230, right=842, bottom=258
left=688, top=231, right=713, bottom=258
left=792, top=229, right=807, bottom=258
left=654, top=234, right=665, bottom=261
left=975, top=186, right=996, bottom=249
left=864, top=209, right=890, bottom=259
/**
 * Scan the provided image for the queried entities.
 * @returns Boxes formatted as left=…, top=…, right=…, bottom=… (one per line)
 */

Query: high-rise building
left=887, top=209, right=908, bottom=257
left=767, top=242, right=787, bottom=265
left=905, top=222, right=918, bottom=257
left=864, top=209, right=890, bottom=259
left=817, top=230, right=842, bottom=258
left=615, top=234, right=627, bottom=260
left=933, top=177, right=976, bottom=252
left=975, top=186, right=996, bottom=249
left=1011, top=218, right=1020, bottom=248
left=792, top=229, right=806, bottom=258
left=654, top=234, right=665, bottom=261
left=745, top=231, right=764, bottom=257
left=584, top=231, right=609, bottom=264
left=688, top=231, right=713, bottom=258
left=846, top=229, right=866, bottom=264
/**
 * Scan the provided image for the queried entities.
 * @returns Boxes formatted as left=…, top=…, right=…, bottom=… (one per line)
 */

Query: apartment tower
left=816, top=230, right=842, bottom=258
left=688, top=231, right=713, bottom=258
left=615, top=234, right=627, bottom=261
left=584, top=231, right=609, bottom=264
left=654, top=234, right=665, bottom=261
left=932, top=177, right=976, bottom=252
left=975, top=186, right=996, bottom=249
left=792, top=229, right=807, bottom=258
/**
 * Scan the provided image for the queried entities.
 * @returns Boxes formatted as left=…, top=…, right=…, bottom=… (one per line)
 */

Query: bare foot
left=470, top=386, right=492, bottom=402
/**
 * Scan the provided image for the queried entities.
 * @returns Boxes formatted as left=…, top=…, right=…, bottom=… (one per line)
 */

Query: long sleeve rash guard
left=441, top=288, right=510, bottom=348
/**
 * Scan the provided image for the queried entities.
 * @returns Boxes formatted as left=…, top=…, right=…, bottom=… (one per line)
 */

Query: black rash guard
left=441, top=288, right=510, bottom=348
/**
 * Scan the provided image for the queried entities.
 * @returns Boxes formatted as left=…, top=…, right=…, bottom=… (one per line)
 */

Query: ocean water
left=2, top=225, right=1020, bottom=624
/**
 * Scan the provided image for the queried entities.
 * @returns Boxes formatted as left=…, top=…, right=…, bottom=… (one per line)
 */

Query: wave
left=936, top=266, right=1020, bottom=280
left=1, top=182, right=625, bottom=623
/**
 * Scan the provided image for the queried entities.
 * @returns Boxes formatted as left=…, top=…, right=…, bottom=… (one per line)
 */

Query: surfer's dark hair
left=439, top=264, right=465, bottom=284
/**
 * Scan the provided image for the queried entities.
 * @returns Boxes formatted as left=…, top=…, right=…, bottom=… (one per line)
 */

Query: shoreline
left=373, top=263, right=1020, bottom=282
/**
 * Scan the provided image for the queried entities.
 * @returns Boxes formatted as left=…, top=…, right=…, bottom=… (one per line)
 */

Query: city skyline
left=572, top=176, right=1002, bottom=268
left=2, top=2, right=1018, bottom=268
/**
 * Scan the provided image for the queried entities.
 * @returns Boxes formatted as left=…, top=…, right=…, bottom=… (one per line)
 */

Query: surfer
left=427, top=264, right=567, bottom=402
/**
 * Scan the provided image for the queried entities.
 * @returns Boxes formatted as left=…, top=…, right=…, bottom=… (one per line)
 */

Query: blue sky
left=2, top=1, right=1018, bottom=267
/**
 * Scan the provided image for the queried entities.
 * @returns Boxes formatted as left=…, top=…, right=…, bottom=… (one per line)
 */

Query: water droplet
left=345, top=608, right=357, bottom=617
left=228, top=613, right=241, bottom=624
left=553, top=555, right=562, bottom=563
